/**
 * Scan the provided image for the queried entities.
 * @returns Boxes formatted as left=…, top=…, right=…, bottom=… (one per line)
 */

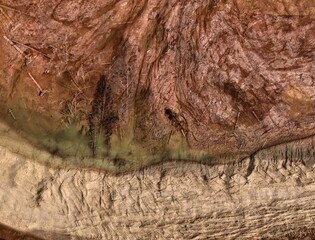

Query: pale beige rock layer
left=1, top=136, right=315, bottom=239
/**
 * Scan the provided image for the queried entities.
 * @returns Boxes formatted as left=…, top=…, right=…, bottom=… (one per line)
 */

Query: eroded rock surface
left=1, top=136, right=315, bottom=239
left=0, top=0, right=315, bottom=239
left=0, top=0, right=314, bottom=169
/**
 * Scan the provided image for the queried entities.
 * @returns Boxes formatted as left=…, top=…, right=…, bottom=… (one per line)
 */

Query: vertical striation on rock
left=87, top=75, right=117, bottom=157
left=0, top=0, right=314, bottom=170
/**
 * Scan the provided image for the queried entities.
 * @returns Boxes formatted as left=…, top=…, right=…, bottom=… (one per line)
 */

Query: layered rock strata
left=1, top=136, right=315, bottom=239
left=0, top=0, right=315, bottom=239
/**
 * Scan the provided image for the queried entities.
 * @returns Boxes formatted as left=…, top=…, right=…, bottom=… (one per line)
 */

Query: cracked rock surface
left=1, top=136, right=315, bottom=239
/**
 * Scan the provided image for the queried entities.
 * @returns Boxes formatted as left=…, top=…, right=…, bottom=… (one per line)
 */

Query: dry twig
left=10, top=39, right=51, bottom=59
left=8, top=109, right=16, bottom=120
left=0, top=6, right=10, bottom=20
left=0, top=3, right=34, bottom=18
left=28, top=72, right=47, bottom=96
left=234, top=111, right=240, bottom=130
left=3, top=35, right=25, bottom=55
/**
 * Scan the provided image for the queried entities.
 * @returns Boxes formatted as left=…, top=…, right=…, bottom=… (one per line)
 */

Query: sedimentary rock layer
left=1, top=136, right=315, bottom=239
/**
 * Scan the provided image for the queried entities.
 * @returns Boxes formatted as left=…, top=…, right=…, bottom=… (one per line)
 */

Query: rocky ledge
left=1, top=135, right=315, bottom=239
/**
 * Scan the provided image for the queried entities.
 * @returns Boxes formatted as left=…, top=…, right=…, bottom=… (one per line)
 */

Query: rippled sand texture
left=0, top=0, right=315, bottom=171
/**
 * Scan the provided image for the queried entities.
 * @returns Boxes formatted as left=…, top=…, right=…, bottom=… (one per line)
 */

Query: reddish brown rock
left=0, top=0, right=314, bottom=169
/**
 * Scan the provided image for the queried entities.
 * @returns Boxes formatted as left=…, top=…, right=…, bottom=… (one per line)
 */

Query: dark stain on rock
left=164, top=108, right=188, bottom=136
left=88, top=75, right=118, bottom=157
left=112, top=158, right=126, bottom=168
left=157, top=169, right=167, bottom=193
left=222, top=81, right=277, bottom=124
left=202, top=174, right=208, bottom=182
left=246, top=155, right=255, bottom=178
left=35, top=180, right=47, bottom=207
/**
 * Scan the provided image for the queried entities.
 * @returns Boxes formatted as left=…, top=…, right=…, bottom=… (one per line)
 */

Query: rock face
left=0, top=0, right=315, bottom=239
left=1, top=137, right=315, bottom=239
left=1, top=0, right=315, bottom=170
